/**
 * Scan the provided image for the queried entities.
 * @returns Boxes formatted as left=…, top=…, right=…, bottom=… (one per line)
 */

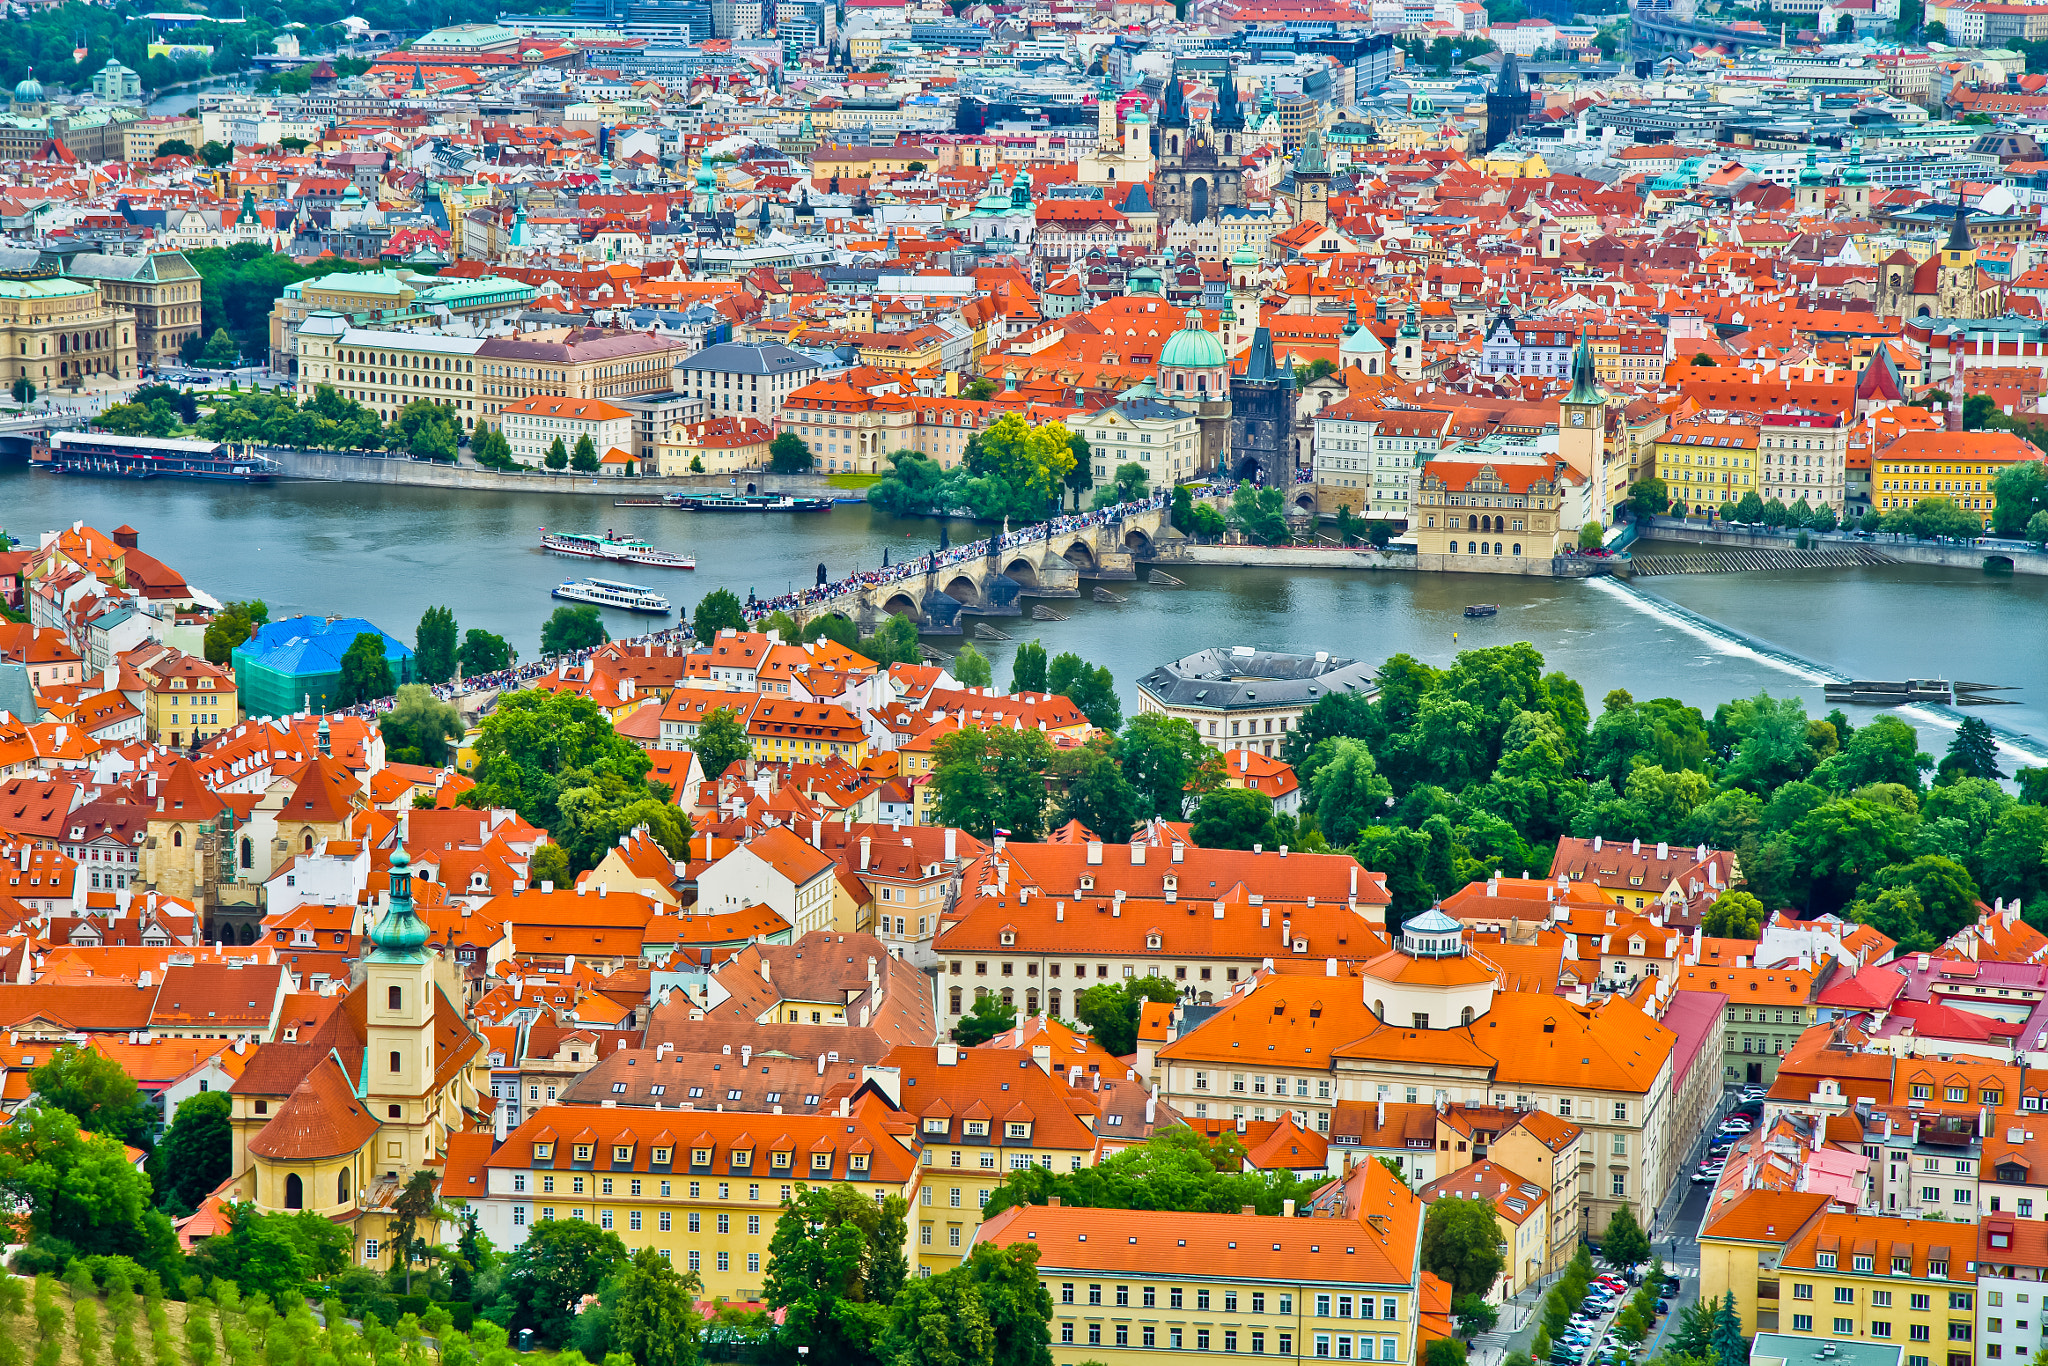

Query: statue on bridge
left=816, top=562, right=827, bottom=586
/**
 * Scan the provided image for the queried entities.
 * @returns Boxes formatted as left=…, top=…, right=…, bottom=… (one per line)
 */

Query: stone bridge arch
left=1005, top=556, right=1041, bottom=586
left=1123, top=526, right=1154, bottom=556
left=881, top=590, right=921, bottom=620
left=943, top=574, right=980, bottom=603
left=1061, top=539, right=1097, bottom=570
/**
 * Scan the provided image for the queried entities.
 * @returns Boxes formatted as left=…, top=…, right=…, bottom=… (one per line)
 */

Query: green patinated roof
left=415, top=274, right=539, bottom=302
left=0, top=277, right=97, bottom=300
left=287, top=270, right=412, bottom=298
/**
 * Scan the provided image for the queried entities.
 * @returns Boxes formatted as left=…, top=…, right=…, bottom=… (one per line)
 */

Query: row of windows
left=1787, top=1315, right=1969, bottom=1342
left=1063, top=1324, right=1308, bottom=1354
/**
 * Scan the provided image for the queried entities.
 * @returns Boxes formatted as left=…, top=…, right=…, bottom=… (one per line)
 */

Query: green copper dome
left=1160, top=308, right=1226, bottom=369
left=368, top=846, right=430, bottom=961
left=12, top=75, right=42, bottom=104
left=1230, top=241, right=1261, bottom=267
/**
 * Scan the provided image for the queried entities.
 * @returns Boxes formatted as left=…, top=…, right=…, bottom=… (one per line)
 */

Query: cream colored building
left=123, top=115, right=201, bottom=162
left=293, top=314, right=483, bottom=429
left=63, top=251, right=202, bottom=370
left=0, top=274, right=137, bottom=391
left=502, top=395, right=634, bottom=467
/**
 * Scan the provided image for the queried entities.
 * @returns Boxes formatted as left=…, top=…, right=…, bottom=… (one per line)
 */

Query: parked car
left=1656, top=1300, right=1671, bottom=1315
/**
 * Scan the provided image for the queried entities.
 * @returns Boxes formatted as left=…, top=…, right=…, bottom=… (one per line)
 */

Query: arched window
left=1479, top=542, right=1489, bottom=555
left=1372, top=999, right=1385, bottom=1020
left=1466, top=515, right=1478, bottom=531
left=1513, top=543, right=1522, bottom=556
left=1175, top=372, right=1185, bottom=391
left=1000, top=987, right=1014, bottom=1007
left=172, top=829, right=183, bottom=848
left=389, top=1050, right=402, bottom=1073
left=337, top=1169, right=351, bottom=1203
left=241, top=837, right=252, bottom=869
left=284, top=1173, right=303, bottom=1209
left=1449, top=541, right=1459, bottom=553
left=388, top=985, right=403, bottom=1012
left=949, top=986, right=962, bottom=1013
left=1495, top=542, right=1504, bottom=555
left=304, top=833, right=314, bottom=851
left=1461, top=1007, right=1475, bottom=1025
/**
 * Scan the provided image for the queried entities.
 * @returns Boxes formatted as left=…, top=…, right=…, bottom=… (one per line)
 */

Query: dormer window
left=923, top=1117, right=950, bottom=1134
left=771, top=1149, right=792, bottom=1168
left=533, top=1142, right=554, bottom=1162
left=1000, top=932, right=1015, bottom=946
left=1816, top=1253, right=1836, bottom=1269
left=811, top=1151, right=833, bottom=1172
left=964, top=1120, right=989, bottom=1137
left=652, top=1147, right=672, bottom=1165
left=730, top=1149, right=753, bottom=1169
left=1147, top=934, right=1161, bottom=949
left=691, top=1146, right=712, bottom=1165
left=1007, top=1122, right=1031, bottom=1139
left=849, top=1153, right=869, bottom=1172
left=613, top=1145, right=633, bottom=1163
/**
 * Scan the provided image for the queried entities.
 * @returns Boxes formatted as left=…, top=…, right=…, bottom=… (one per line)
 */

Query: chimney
left=1086, top=841, right=1103, bottom=865
left=1656, top=841, right=1668, bottom=859
left=1592, top=834, right=1601, bottom=851
left=860, top=836, right=871, bottom=870
left=1632, top=838, right=1641, bottom=855
left=761, top=957, right=772, bottom=983
left=1031, top=1044, right=1052, bottom=1074
left=1325, top=958, right=1337, bottom=977
left=944, top=826, right=957, bottom=863
left=1283, top=1199, right=1295, bottom=1218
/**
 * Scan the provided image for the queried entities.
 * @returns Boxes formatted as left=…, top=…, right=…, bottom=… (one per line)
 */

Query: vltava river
left=6, top=465, right=2046, bottom=760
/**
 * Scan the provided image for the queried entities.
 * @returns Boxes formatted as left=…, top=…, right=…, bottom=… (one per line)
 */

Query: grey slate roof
left=1135, top=647, right=1379, bottom=713
left=677, top=341, right=824, bottom=376
left=0, top=663, right=40, bottom=725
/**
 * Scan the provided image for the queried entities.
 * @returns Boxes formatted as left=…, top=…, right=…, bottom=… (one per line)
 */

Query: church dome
left=1230, top=241, right=1260, bottom=268
left=12, top=75, right=42, bottom=104
left=1160, top=308, right=1225, bottom=369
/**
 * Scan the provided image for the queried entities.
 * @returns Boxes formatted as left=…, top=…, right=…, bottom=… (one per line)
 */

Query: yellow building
left=1653, top=417, right=1759, bottom=514
left=470, top=1099, right=921, bottom=1300
left=883, top=1044, right=1105, bottom=1272
left=135, top=647, right=237, bottom=748
left=1871, top=429, right=2038, bottom=527
left=1703, top=1194, right=1975, bottom=1355
left=223, top=849, right=491, bottom=1270
left=746, top=698, right=869, bottom=764
left=975, top=1163, right=1424, bottom=1366
left=0, top=273, right=138, bottom=391
left=1474, top=149, right=1550, bottom=178
left=1410, top=459, right=1573, bottom=574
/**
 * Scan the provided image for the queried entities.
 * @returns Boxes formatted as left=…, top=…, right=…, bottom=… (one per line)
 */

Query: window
left=1792, top=1316, right=1814, bottom=1334
left=1834, top=1320, right=1855, bottom=1337
left=1835, top=1288, right=1854, bottom=1304
left=1794, top=1286, right=1814, bottom=1301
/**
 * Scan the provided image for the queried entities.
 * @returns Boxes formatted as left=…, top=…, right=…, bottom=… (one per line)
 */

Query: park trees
left=1190, top=787, right=1279, bottom=850
left=379, top=685, right=464, bottom=766
left=1701, top=888, right=1765, bottom=939
left=1117, top=713, right=1221, bottom=822
left=1046, top=651, right=1121, bottom=730
left=30, top=1046, right=156, bottom=1148
left=764, top=1184, right=911, bottom=1365
left=571, top=433, right=600, bottom=473
left=458, top=629, right=514, bottom=675
left=951, top=643, right=994, bottom=687
left=1600, top=1205, right=1650, bottom=1269
left=1049, top=737, right=1142, bottom=842
left=1993, top=460, right=2048, bottom=536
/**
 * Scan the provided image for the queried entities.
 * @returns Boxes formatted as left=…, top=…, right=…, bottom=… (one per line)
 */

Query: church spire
left=1566, top=333, right=1605, bottom=405
left=368, top=848, right=429, bottom=962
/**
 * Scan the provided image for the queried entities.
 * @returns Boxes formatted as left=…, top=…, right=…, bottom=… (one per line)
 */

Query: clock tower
left=1558, top=333, right=1608, bottom=510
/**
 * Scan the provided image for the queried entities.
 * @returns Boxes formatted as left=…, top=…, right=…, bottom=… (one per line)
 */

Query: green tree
left=933, top=727, right=1054, bottom=840
left=1600, top=1204, right=1650, bottom=1269
left=470, top=424, right=517, bottom=470
left=961, top=378, right=997, bottom=400
left=415, top=606, right=458, bottom=685
left=155, top=138, right=195, bottom=158
left=692, top=588, right=747, bottom=640
left=1885, top=496, right=1983, bottom=541
left=691, top=707, right=752, bottom=783
left=1421, top=1197, right=1505, bottom=1298
left=378, top=684, right=464, bottom=767
left=394, top=399, right=458, bottom=462
left=1854, top=854, right=1980, bottom=944
left=492, top=1218, right=628, bottom=1348
left=954, top=992, right=1018, bottom=1046
left=0, top=1106, right=178, bottom=1275
left=952, top=643, right=994, bottom=688
left=336, top=632, right=397, bottom=706
left=981, top=1127, right=1322, bottom=1220
left=530, top=843, right=570, bottom=889
left=1091, top=461, right=1148, bottom=510
left=1700, top=889, right=1764, bottom=939
left=1814, top=713, right=1933, bottom=793
left=29, top=1047, right=156, bottom=1148
left=199, top=327, right=239, bottom=365
left=862, top=613, right=925, bottom=668
left=867, top=450, right=953, bottom=517
left=460, top=689, right=673, bottom=870
left=1578, top=522, right=1606, bottom=550
left=763, top=1184, right=911, bottom=1365
left=10, top=376, right=34, bottom=405
left=541, top=605, right=609, bottom=655
left=1118, top=713, right=1222, bottom=823
left=570, top=434, right=601, bottom=473
left=389, top=1168, right=440, bottom=1293
left=770, top=432, right=815, bottom=473
left=1942, top=716, right=2004, bottom=783
left=1452, top=1295, right=1499, bottom=1339
left=1992, top=460, right=2047, bottom=536
left=879, top=1268, right=993, bottom=1366
left=1190, top=787, right=1278, bottom=850
left=1050, top=738, right=1141, bottom=842
left=1046, top=652, right=1121, bottom=731
left=1333, top=504, right=1365, bottom=546
left=1073, top=977, right=1179, bottom=1057
left=602, top=1246, right=702, bottom=1366
left=545, top=436, right=569, bottom=470
left=1709, top=1292, right=1748, bottom=1366
left=958, top=1241, right=1055, bottom=1366
left=1630, top=478, right=1671, bottom=519
left=145, top=1090, right=230, bottom=1217
left=203, top=599, right=269, bottom=666
left=1011, top=641, right=1049, bottom=694
left=458, top=629, right=514, bottom=675
left=1229, top=484, right=1291, bottom=544
left=1308, top=739, right=1394, bottom=848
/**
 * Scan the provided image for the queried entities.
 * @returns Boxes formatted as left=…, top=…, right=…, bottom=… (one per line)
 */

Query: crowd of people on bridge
left=739, top=490, right=1177, bottom=624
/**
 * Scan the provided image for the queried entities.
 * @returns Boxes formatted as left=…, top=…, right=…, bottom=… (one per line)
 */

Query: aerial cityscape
left=2, top=5, right=2048, bottom=1366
